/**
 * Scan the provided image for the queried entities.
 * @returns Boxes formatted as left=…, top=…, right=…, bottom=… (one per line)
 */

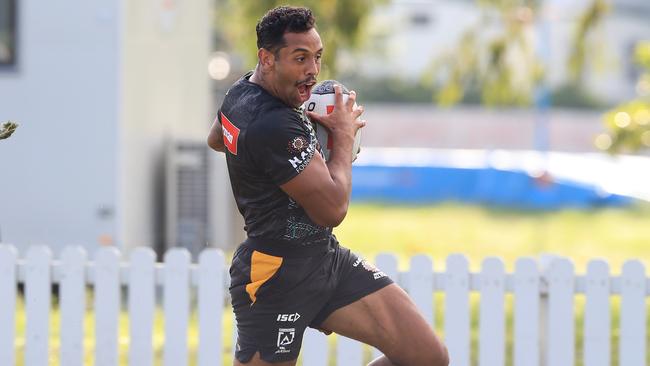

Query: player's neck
left=249, top=67, right=270, bottom=92
left=250, top=67, right=282, bottom=103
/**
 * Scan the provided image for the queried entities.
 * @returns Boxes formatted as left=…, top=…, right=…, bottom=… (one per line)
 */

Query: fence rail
left=0, top=244, right=648, bottom=366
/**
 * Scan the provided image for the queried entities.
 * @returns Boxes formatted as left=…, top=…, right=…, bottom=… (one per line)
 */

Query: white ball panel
left=304, top=91, right=362, bottom=162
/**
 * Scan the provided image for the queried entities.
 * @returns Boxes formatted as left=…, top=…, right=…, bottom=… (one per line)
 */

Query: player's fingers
left=306, top=111, right=324, bottom=123
left=346, top=90, right=357, bottom=110
left=352, top=105, right=364, bottom=119
left=334, top=84, right=344, bottom=108
left=307, top=111, right=337, bottom=131
left=356, top=119, right=367, bottom=129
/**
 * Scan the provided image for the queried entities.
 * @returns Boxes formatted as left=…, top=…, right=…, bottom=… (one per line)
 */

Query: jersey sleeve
left=246, top=108, right=318, bottom=186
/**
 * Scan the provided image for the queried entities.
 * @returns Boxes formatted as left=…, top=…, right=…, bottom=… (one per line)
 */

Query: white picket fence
left=0, top=244, right=648, bottom=366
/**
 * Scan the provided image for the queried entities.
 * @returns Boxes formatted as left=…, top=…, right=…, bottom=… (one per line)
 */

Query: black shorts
left=229, top=236, right=393, bottom=363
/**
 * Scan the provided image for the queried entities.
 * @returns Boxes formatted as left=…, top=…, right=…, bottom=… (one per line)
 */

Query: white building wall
left=0, top=0, right=216, bottom=255
left=120, top=0, right=212, bottom=252
left=546, top=0, right=650, bottom=102
left=359, top=0, right=479, bottom=81
left=0, top=0, right=120, bottom=255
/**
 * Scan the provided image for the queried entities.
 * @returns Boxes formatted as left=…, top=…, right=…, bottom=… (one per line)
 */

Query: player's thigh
left=319, top=283, right=445, bottom=358
left=234, top=352, right=297, bottom=366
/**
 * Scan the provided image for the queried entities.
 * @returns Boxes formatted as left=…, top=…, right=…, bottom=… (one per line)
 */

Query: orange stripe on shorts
left=245, top=251, right=283, bottom=304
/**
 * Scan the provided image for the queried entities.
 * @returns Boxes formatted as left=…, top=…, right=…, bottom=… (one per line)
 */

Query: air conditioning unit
left=165, top=140, right=210, bottom=259
left=165, top=139, right=243, bottom=259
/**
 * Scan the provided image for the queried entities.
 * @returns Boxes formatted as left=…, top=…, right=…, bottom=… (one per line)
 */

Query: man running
left=208, top=6, right=448, bottom=366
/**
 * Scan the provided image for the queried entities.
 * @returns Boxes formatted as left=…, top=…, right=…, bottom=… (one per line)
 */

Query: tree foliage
left=429, top=0, right=609, bottom=107
left=429, top=1, right=543, bottom=107
left=0, top=121, right=18, bottom=140
left=567, top=0, right=609, bottom=85
left=215, top=0, right=384, bottom=78
left=597, top=42, right=650, bottom=153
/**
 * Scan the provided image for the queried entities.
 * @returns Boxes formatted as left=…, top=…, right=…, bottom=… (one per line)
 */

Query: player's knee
left=433, top=344, right=450, bottom=366
left=415, top=344, right=449, bottom=366
left=418, top=334, right=449, bottom=366
left=387, top=341, right=448, bottom=366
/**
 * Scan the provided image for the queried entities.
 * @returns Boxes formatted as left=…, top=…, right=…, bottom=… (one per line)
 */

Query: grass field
left=336, top=202, right=650, bottom=273
left=13, top=202, right=650, bottom=365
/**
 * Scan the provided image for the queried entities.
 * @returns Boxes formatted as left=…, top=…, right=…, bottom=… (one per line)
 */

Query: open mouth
left=297, top=81, right=316, bottom=102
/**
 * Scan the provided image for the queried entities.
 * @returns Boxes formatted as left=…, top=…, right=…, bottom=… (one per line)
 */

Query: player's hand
left=306, top=85, right=366, bottom=143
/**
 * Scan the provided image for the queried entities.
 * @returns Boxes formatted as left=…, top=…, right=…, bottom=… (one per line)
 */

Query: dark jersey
left=218, top=72, right=332, bottom=249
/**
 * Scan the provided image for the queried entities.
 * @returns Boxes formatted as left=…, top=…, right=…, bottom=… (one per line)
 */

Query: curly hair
left=256, top=6, right=316, bottom=53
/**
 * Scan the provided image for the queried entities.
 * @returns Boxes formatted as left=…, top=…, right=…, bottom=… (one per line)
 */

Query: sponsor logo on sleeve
left=287, top=135, right=316, bottom=173
left=352, top=255, right=387, bottom=280
left=287, top=136, right=308, bottom=154
left=220, top=111, right=240, bottom=155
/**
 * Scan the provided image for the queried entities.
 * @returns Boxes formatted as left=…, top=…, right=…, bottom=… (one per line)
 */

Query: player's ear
left=258, top=48, right=275, bottom=71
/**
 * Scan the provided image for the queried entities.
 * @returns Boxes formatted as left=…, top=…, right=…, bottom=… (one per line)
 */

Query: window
left=0, top=0, right=16, bottom=65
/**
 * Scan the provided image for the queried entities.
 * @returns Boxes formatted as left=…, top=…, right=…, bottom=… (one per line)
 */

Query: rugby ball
left=304, top=80, right=362, bottom=162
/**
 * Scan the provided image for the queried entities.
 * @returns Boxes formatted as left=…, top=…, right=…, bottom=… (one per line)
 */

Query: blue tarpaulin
left=351, top=165, right=632, bottom=209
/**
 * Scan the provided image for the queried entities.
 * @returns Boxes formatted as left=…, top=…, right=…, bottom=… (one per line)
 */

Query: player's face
left=271, top=29, right=323, bottom=108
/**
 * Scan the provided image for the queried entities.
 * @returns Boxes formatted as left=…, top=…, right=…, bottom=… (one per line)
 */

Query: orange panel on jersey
left=245, top=251, right=283, bottom=304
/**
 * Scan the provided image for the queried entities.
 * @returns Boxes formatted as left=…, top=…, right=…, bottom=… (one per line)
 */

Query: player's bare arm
left=280, top=85, right=365, bottom=227
left=207, top=114, right=226, bottom=152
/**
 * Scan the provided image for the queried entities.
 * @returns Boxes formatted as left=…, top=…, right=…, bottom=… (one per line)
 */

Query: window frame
left=0, top=0, right=17, bottom=67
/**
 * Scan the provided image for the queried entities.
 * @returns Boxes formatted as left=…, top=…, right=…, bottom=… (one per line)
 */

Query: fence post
left=445, top=254, right=470, bottom=366
left=513, top=257, right=539, bottom=366
left=302, top=328, right=328, bottom=366
left=198, top=249, right=224, bottom=366
left=163, top=248, right=191, bottom=366
left=128, top=248, right=156, bottom=366
left=479, top=257, right=505, bottom=366
left=94, top=247, right=121, bottom=366
left=583, top=260, right=610, bottom=366
left=60, top=246, right=87, bottom=366
left=25, top=245, right=52, bottom=366
left=407, top=255, right=434, bottom=325
left=537, top=254, right=556, bottom=366
left=544, top=256, right=575, bottom=366
left=0, top=245, right=17, bottom=366
left=620, top=260, right=646, bottom=366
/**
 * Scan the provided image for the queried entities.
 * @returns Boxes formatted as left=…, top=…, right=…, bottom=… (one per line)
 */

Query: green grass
left=12, top=202, right=650, bottom=365
left=335, top=202, right=650, bottom=273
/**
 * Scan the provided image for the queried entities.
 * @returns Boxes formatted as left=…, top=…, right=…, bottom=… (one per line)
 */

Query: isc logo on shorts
left=276, top=313, right=301, bottom=322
